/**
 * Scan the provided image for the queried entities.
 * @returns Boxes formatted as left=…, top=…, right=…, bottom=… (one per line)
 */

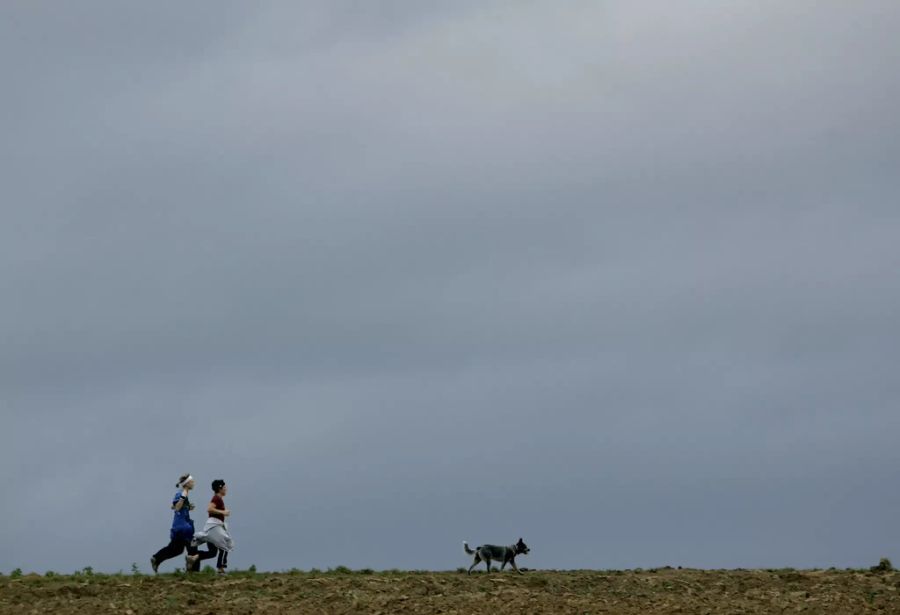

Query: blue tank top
left=170, top=491, right=195, bottom=541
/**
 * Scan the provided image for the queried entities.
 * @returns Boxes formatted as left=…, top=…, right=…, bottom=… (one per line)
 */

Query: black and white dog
left=463, top=538, right=530, bottom=574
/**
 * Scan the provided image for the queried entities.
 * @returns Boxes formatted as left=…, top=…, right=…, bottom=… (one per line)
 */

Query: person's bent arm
left=208, top=502, right=230, bottom=516
left=172, top=492, right=188, bottom=511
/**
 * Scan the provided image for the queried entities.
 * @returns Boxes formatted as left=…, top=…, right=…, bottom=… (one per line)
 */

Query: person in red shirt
left=187, top=479, right=234, bottom=573
left=209, top=487, right=227, bottom=522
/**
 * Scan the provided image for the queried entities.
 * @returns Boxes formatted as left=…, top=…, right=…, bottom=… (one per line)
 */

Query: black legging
left=216, top=548, right=229, bottom=569
left=197, top=545, right=228, bottom=569
left=152, top=535, right=197, bottom=565
left=196, top=545, right=219, bottom=562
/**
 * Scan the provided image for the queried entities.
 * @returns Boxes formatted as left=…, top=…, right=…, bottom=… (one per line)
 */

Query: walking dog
left=463, top=538, right=530, bottom=574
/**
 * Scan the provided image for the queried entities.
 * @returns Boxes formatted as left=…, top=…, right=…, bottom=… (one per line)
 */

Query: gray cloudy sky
left=2, top=1, right=899, bottom=574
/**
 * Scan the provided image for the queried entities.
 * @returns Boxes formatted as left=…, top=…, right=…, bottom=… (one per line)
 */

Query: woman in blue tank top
left=150, top=473, right=200, bottom=573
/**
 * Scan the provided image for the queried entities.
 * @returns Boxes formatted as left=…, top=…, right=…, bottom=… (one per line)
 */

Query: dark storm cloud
left=2, top=1, right=899, bottom=573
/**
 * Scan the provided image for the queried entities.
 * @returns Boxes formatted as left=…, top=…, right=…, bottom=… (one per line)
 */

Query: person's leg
left=185, top=540, right=208, bottom=571
left=197, top=545, right=219, bottom=562
left=152, top=538, right=186, bottom=571
left=153, top=539, right=185, bottom=563
left=216, top=548, right=228, bottom=571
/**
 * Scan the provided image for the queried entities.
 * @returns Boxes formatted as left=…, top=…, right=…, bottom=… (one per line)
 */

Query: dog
left=463, top=538, right=530, bottom=574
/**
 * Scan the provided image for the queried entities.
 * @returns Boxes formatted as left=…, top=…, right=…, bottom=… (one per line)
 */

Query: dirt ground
left=2, top=568, right=900, bottom=614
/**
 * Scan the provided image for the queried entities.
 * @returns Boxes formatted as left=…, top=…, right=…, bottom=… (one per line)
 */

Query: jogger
left=150, top=474, right=198, bottom=573
left=189, top=479, right=234, bottom=574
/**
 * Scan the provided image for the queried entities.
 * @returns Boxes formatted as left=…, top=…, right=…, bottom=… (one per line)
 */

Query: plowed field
left=3, top=568, right=899, bottom=614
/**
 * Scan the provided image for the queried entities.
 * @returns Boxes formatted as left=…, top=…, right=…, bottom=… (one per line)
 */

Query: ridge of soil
left=2, top=568, right=899, bottom=614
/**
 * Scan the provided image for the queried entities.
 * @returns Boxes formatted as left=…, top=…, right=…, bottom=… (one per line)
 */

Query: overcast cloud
left=2, top=1, right=899, bottom=574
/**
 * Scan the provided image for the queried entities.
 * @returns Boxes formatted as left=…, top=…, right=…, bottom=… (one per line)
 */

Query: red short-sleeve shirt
left=210, top=495, right=225, bottom=521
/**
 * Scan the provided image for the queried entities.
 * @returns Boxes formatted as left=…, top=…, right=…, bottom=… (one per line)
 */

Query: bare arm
left=207, top=502, right=230, bottom=517
left=171, top=490, right=188, bottom=511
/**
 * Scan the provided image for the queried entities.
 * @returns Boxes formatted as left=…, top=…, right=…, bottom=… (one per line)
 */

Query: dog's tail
left=463, top=541, right=475, bottom=555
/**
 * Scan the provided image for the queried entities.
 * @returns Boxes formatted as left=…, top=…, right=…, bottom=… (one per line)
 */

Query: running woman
left=189, top=479, right=234, bottom=574
left=150, top=473, right=199, bottom=573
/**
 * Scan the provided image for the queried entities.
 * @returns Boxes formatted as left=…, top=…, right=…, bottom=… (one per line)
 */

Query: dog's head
left=515, top=538, right=530, bottom=555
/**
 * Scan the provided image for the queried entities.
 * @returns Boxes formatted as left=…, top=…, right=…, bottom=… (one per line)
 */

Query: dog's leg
left=500, top=559, right=507, bottom=571
left=509, top=557, right=522, bottom=574
left=484, top=557, right=492, bottom=573
left=467, top=554, right=481, bottom=575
